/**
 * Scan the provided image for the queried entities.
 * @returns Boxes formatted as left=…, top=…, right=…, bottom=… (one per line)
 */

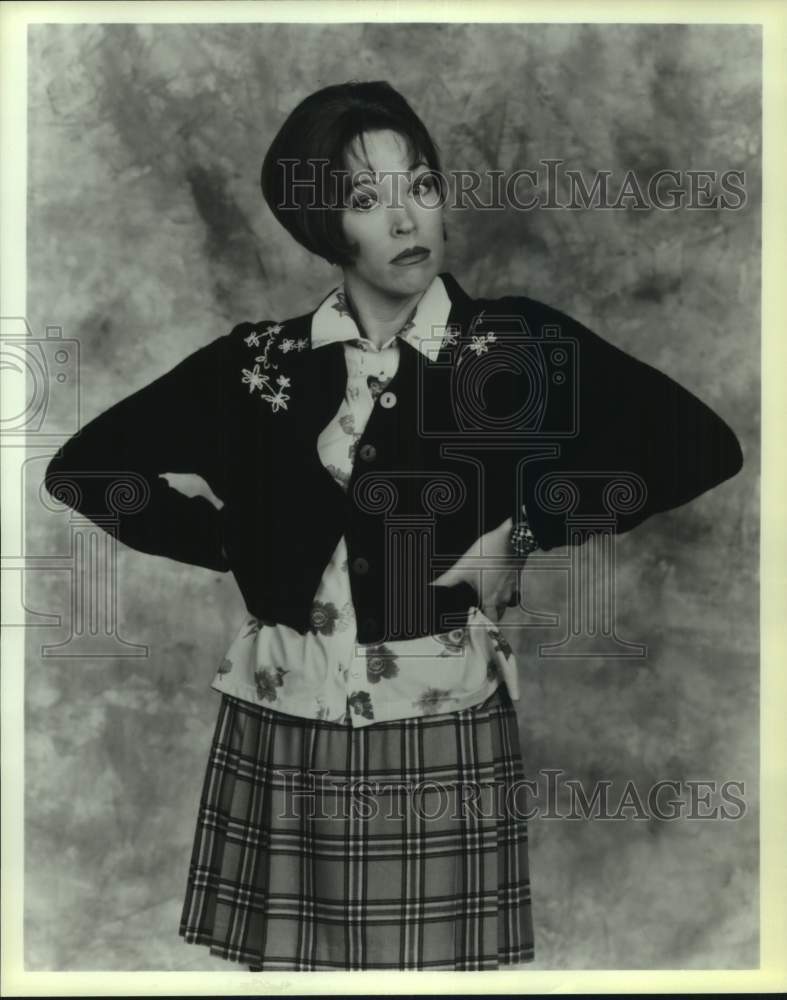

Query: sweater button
left=359, top=443, right=377, bottom=462
left=380, top=391, right=397, bottom=409
left=352, top=557, right=369, bottom=575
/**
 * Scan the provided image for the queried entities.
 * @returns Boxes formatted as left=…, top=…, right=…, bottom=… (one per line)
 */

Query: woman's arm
left=43, top=330, right=237, bottom=572
left=490, top=298, right=744, bottom=550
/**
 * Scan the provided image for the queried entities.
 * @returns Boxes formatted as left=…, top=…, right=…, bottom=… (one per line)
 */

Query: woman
left=44, top=80, right=743, bottom=971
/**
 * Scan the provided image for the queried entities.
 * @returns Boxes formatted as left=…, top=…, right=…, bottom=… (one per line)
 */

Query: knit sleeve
left=43, top=328, right=240, bottom=572
left=484, top=299, right=744, bottom=550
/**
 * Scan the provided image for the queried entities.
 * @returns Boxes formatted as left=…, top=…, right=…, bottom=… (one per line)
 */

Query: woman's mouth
left=391, top=247, right=431, bottom=266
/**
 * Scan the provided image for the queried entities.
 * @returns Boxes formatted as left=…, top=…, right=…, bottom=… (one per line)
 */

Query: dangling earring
left=442, top=222, right=448, bottom=243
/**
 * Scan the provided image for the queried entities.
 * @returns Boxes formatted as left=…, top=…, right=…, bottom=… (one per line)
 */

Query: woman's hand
left=159, top=472, right=223, bottom=507
left=427, top=517, right=525, bottom=622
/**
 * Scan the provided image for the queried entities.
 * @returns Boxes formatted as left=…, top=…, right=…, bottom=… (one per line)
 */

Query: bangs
left=332, top=127, right=430, bottom=209
left=339, top=128, right=426, bottom=176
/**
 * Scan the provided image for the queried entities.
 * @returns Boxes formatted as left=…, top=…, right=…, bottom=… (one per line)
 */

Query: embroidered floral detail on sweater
left=241, top=322, right=297, bottom=412
left=244, top=323, right=282, bottom=356
left=254, top=664, right=288, bottom=702
left=241, top=369, right=291, bottom=411
left=442, top=324, right=460, bottom=347
left=413, top=686, right=455, bottom=715
left=348, top=691, right=374, bottom=719
left=241, top=364, right=271, bottom=391
left=217, top=657, right=233, bottom=674
left=365, top=644, right=400, bottom=684
left=457, top=331, right=497, bottom=366
left=486, top=657, right=499, bottom=682
left=244, top=329, right=266, bottom=348
left=279, top=336, right=307, bottom=354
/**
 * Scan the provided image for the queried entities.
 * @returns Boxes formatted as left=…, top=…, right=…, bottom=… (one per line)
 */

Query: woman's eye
left=413, top=175, right=436, bottom=197
left=350, top=191, right=378, bottom=211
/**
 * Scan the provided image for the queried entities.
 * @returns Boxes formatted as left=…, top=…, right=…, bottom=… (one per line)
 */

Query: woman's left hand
left=427, top=517, right=525, bottom=622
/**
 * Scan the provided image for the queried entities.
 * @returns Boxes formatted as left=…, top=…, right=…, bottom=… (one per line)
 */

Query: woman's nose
left=390, top=202, right=416, bottom=235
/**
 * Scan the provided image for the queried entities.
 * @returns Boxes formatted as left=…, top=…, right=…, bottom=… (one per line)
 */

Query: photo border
left=2, top=1, right=784, bottom=995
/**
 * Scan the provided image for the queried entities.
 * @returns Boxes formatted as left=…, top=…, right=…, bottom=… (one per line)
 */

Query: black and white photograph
left=1, top=0, right=782, bottom=994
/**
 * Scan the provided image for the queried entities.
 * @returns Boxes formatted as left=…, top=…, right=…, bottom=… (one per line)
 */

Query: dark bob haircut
left=260, top=81, right=443, bottom=267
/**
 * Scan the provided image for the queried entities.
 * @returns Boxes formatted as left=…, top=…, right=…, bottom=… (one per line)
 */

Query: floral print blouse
left=211, top=275, right=520, bottom=727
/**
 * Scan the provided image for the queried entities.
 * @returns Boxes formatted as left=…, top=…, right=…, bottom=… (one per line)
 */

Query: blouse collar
left=311, top=273, right=454, bottom=361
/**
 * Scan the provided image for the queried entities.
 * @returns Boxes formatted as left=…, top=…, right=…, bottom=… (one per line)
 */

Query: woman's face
left=340, top=129, right=445, bottom=301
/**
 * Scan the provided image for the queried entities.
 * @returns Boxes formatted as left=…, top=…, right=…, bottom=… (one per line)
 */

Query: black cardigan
left=44, top=272, right=743, bottom=643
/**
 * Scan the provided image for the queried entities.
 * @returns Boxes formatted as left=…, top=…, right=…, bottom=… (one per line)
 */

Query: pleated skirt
left=178, top=684, right=535, bottom=970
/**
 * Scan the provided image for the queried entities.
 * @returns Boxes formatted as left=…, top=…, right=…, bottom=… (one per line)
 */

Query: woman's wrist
left=510, top=505, right=539, bottom=558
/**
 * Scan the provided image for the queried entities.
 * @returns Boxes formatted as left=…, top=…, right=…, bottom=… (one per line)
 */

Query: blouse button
left=379, top=391, right=397, bottom=409
left=359, top=443, right=377, bottom=462
left=352, top=557, right=369, bottom=575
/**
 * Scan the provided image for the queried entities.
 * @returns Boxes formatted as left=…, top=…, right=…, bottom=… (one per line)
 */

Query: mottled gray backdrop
left=26, top=23, right=759, bottom=970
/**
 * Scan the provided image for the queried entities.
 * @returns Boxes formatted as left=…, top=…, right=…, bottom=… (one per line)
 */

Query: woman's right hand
left=427, top=517, right=526, bottom=622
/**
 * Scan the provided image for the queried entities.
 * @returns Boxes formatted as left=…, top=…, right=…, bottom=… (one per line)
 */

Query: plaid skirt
left=179, top=685, right=535, bottom=970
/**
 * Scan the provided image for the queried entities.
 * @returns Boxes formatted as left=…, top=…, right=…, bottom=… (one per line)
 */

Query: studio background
left=25, top=22, right=760, bottom=970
